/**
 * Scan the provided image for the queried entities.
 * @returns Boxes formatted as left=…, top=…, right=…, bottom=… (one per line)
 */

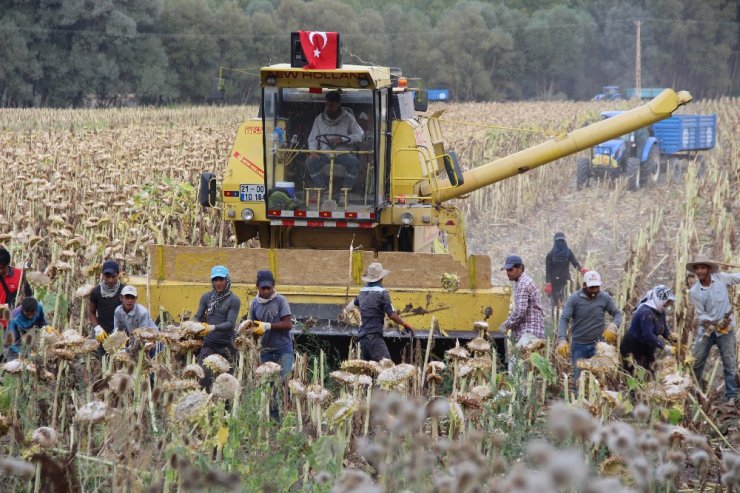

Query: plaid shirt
left=503, top=272, right=545, bottom=340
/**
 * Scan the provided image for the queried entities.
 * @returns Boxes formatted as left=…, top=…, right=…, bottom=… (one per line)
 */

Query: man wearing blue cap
left=194, top=265, right=241, bottom=390
left=88, top=259, right=126, bottom=344
left=498, top=255, right=545, bottom=347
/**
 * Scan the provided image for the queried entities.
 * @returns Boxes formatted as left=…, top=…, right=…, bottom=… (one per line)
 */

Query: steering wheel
left=315, top=133, right=352, bottom=149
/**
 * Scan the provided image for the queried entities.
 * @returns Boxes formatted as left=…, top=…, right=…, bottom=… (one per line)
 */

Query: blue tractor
left=577, top=111, right=717, bottom=190
left=593, top=86, right=624, bottom=101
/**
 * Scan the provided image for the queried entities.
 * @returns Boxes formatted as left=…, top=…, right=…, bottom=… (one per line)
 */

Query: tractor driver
left=306, top=91, right=364, bottom=200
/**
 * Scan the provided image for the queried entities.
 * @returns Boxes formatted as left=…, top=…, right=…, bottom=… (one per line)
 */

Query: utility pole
left=634, top=20, right=641, bottom=99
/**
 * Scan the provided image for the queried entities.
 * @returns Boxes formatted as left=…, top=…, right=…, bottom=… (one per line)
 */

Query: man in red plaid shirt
left=499, top=255, right=545, bottom=345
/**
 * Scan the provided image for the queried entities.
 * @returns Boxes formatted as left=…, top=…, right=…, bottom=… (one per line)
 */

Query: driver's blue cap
left=501, top=255, right=523, bottom=270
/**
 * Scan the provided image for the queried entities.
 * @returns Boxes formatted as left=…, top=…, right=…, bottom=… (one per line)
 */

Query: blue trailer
left=427, top=89, right=450, bottom=101
left=577, top=112, right=717, bottom=190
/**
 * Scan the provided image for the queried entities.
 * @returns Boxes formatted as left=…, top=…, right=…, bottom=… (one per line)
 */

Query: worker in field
left=5, top=297, right=46, bottom=361
left=0, top=247, right=32, bottom=330
left=88, top=260, right=125, bottom=346
left=112, top=285, right=157, bottom=334
left=619, top=285, right=676, bottom=374
left=354, top=262, right=414, bottom=362
left=247, top=270, right=293, bottom=420
left=545, top=232, right=587, bottom=307
left=306, top=90, right=364, bottom=200
left=556, top=271, right=623, bottom=383
left=686, top=254, right=738, bottom=406
left=194, top=265, right=241, bottom=391
left=498, top=255, right=545, bottom=354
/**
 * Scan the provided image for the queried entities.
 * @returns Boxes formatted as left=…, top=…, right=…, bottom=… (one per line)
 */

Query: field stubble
left=0, top=99, right=738, bottom=492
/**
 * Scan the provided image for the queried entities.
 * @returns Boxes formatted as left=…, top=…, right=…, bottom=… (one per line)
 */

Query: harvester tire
left=644, top=147, right=662, bottom=187
left=576, top=158, right=591, bottom=190
left=626, top=157, right=641, bottom=190
left=668, top=157, right=683, bottom=184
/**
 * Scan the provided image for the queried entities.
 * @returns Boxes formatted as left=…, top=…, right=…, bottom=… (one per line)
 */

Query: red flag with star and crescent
left=298, top=31, right=339, bottom=69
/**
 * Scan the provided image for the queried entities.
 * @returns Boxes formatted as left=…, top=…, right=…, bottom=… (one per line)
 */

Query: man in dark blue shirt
left=353, top=262, right=414, bottom=362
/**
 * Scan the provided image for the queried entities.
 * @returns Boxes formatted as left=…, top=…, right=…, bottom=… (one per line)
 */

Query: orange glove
left=556, top=341, right=569, bottom=358
left=544, top=283, right=553, bottom=296
left=198, top=323, right=215, bottom=337
left=604, top=323, right=619, bottom=345
left=252, top=321, right=270, bottom=337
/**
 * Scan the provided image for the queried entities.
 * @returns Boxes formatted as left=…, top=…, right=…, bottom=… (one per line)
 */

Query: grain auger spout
left=419, top=89, right=692, bottom=203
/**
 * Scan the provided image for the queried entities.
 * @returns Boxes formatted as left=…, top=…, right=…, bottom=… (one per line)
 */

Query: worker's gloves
left=662, top=345, right=675, bottom=355
left=666, top=331, right=678, bottom=343
left=94, top=325, right=108, bottom=343
left=253, top=321, right=271, bottom=337
left=603, top=323, right=619, bottom=345
left=580, top=268, right=589, bottom=274
left=198, top=323, right=215, bottom=337
left=544, top=283, right=553, bottom=296
left=556, top=341, right=570, bottom=358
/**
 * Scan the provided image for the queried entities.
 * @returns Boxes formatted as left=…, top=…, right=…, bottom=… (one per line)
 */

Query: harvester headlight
left=400, top=212, right=413, bottom=225
left=241, top=208, right=255, bottom=221
left=359, top=78, right=369, bottom=88
left=266, top=76, right=277, bottom=86
left=227, top=209, right=236, bottom=218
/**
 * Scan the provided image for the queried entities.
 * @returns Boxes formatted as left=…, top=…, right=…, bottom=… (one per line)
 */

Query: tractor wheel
left=644, top=146, right=662, bottom=187
left=576, top=157, right=591, bottom=190
left=626, top=157, right=641, bottom=190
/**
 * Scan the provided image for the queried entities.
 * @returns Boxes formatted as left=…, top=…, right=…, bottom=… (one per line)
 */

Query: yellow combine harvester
left=130, top=33, right=691, bottom=356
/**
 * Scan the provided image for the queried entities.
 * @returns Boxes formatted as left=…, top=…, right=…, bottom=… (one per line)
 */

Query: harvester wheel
left=576, top=157, right=591, bottom=190
left=644, top=147, right=662, bottom=187
left=626, top=157, right=641, bottom=190
left=668, top=157, right=683, bottom=184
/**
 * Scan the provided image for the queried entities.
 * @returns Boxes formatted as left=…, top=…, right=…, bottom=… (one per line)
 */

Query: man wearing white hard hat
left=353, top=262, right=414, bottom=362
left=556, top=270, right=622, bottom=383
left=112, top=285, right=157, bottom=335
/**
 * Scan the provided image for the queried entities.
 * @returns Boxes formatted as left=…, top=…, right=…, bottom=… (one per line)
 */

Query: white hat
left=358, top=112, right=369, bottom=121
left=361, top=262, right=391, bottom=283
left=583, top=271, right=602, bottom=287
left=121, top=285, right=138, bottom=297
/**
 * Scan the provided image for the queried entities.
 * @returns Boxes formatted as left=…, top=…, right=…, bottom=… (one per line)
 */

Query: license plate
left=240, top=184, right=265, bottom=202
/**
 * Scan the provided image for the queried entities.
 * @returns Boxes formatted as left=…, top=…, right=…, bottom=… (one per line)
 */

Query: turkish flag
left=298, top=31, right=339, bottom=69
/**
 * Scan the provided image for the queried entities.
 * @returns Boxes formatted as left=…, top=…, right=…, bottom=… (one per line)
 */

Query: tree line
left=0, top=0, right=736, bottom=107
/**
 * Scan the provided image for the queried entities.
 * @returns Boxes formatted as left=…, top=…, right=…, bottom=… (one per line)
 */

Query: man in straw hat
left=686, top=254, right=739, bottom=406
left=353, top=262, right=414, bottom=362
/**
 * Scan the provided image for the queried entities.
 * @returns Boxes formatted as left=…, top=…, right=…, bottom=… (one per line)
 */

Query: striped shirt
left=503, top=272, right=545, bottom=340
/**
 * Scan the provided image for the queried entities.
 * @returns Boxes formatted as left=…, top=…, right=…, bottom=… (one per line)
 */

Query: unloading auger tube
left=419, top=89, right=693, bottom=203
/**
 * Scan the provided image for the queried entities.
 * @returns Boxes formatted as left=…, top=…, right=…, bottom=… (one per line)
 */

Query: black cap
left=102, top=260, right=120, bottom=275
left=325, top=91, right=341, bottom=102
left=554, top=232, right=566, bottom=241
left=257, top=270, right=275, bottom=288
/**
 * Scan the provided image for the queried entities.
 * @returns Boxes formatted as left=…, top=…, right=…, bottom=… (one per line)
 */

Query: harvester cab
left=131, top=31, right=692, bottom=360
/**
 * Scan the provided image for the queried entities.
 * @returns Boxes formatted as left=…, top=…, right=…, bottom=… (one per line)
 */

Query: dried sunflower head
left=51, top=349, right=76, bottom=361
left=212, top=373, right=241, bottom=401
left=254, top=361, right=281, bottom=380
left=75, top=339, right=100, bottom=355
left=445, top=346, right=469, bottom=361
left=103, top=331, right=129, bottom=353
left=182, top=364, right=205, bottom=381
left=288, top=380, right=306, bottom=396
left=26, top=271, right=51, bottom=288
left=162, top=379, right=200, bottom=392
left=326, top=396, right=357, bottom=426
left=306, top=385, right=331, bottom=403
left=467, top=337, right=491, bottom=354
left=340, top=359, right=380, bottom=376
left=330, top=370, right=372, bottom=386
left=426, top=361, right=446, bottom=374
left=31, top=426, right=59, bottom=448
left=203, top=354, right=230, bottom=375
left=75, top=401, right=108, bottom=424
left=470, top=385, right=493, bottom=400
left=172, top=391, right=211, bottom=422
left=57, top=330, right=84, bottom=348
left=158, top=327, right=182, bottom=343
left=133, top=328, right=159, bottom=342
left=376, top=363, right=417, bottom=389
left=180, top=320, right=205, bottom=337
left=173, top=339, right=203, bottom=354
left=109, top=372, right=133, bottom=394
